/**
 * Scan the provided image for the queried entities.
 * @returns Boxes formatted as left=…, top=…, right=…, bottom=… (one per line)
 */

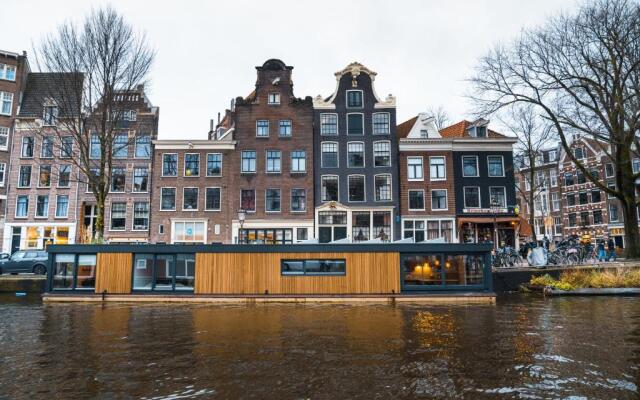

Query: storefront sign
left=609, top=228, right=624, bottom=235
left=463, top=208, right=508, bottom=214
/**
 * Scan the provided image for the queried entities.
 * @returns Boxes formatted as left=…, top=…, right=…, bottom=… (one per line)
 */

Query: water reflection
left=0, top=295, right=638, bottom=399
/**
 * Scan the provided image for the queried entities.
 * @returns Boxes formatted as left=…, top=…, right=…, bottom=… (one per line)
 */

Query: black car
left=0, top=251, right=48, bottom=275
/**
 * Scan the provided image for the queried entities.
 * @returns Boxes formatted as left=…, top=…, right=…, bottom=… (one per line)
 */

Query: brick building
left=515, top=147, right=563, bottom=241
left=3, top=73, right=82, bottom=254
left=397, top=113, right=457, bottom=242
left=229, top=59, right=314, bottom=244
left=150, top=133, right=236, bottom=244
left=78, top=85, right=159, bottom=244
left=313, top=62, right=399, bottom=242
left=0, top=50, right=29, bottom=242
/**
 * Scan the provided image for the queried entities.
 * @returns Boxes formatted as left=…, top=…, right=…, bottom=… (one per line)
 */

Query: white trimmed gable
left=405, top=113, right=440, bottom=139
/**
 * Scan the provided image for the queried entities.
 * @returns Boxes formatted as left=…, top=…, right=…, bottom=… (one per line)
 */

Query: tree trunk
left=94, top=193, right=106, bottom=242
left=621, top=187, right=640, bottom=259
left=528, top=168, right=535, bottom=241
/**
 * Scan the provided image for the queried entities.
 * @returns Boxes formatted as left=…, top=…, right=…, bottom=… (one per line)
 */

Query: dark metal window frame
left=400, top=252, right=491, bottom=292
left=50, top=253, right=97, bottom=291
left=131, top=253, right=195, bottom=292
left=281, top=258, right=346, bottom=276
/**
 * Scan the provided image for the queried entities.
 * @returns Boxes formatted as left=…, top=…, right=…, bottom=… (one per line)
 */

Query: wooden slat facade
left=194, top=252, right=400, bottom=295
left=95, top=253, right=133, bottom=294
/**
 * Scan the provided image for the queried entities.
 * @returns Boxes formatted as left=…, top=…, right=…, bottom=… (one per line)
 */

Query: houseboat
left=43, top=243, right=495, bottom=303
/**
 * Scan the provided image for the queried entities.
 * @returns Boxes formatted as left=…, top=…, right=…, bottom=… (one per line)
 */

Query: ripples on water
left=0, top=294, right=638, bottom=399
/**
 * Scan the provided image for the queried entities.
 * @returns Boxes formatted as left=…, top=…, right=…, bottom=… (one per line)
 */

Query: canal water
left=0, top=295, right=638, bottom=399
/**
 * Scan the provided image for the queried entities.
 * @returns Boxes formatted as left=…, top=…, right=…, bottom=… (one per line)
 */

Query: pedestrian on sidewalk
left=607, top=236, right=617, bottom=262
left=597, top=239, right=606, bottom=262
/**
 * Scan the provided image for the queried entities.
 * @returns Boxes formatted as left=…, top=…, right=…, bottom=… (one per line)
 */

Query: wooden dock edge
left=42, top=293, right=496, bottom=305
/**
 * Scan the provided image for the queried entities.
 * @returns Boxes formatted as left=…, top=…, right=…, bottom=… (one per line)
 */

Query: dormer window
left=43, top=105, right=58, bottom=126
left=574, top=147, right=584, bottom=159
left=476, top=126, right=487, bottom=137
left=268, top=92, right=280, bottom=105
left=548, top=150, right=557, bottom=162
left=420, top=130, right=428, bottom=138
left=346, top=90, right=363, bottom=108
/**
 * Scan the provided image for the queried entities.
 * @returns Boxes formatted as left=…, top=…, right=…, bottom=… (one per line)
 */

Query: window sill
left=132, top=191, right=149, bottom=194
left=161, top=175, right=179, bottom=178
left=34, top=216, right=49, bottom=219
left=204, top=209, right=221, bottom=212
left=290, top=171, right=307, bottom=175
left=206, top=175, right=223, bottom=178
left=255, top=136, right=270, bottom=139
left=54, top=216, right=69, bottom=219
left=407, top=179, right=424, bottom=182
left=159, top=209, right=176, bottom=212
left=182, top=176, right=200, bottom=178
left=430, top=178, right=447, bottom=182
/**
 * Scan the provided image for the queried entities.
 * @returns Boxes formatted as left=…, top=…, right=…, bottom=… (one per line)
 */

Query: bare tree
left=426, top=105, right=451, bottom=130
left=34, top=6, right=154, bottom=240
left=469, top=0, right=640, bottom=257
left=501, top=105, right=554, bottom=238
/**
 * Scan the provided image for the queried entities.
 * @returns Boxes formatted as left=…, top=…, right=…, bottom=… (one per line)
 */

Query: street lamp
left=237, top=209, right=246, bottom=244
left=490, top=197, right=501, bottom=252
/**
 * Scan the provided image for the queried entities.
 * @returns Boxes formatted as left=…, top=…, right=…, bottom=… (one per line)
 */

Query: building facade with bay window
left=229, top=59, right=314, bottom=244
left=313, top=62, right=399, bottom=242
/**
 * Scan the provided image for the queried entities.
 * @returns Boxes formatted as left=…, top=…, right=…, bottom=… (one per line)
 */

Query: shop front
left=315, top=202, right=394, bottom=243
left=232, top=219, right=314, bottom=244
left=2, top=223, right=76, bottom=254
left=457, top=217, right=518, bottom=247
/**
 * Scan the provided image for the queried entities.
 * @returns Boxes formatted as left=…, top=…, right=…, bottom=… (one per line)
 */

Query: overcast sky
left=2, top=0, right=579, bottom=139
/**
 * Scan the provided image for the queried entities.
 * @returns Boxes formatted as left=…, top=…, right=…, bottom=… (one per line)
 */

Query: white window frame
left=256, top=120, right=270, bottom=137
left=35, top=195, right=49, bottom=218
left=463, top=186, right=481, bottom=209
left=347, top=141, right=365, bottom=168
left=551, top=192, right=560, bottom=211
left=109, top=202, right=127, bottom=231
left=160, top=187, right=177, bottom=211
left=183, top=153, right=200, bottom=177
left=265, top=188, right=281, bottom=213
left=0, top=162, right=5, bottom=186
left=109, top=167, right=126, bottom=193
left=55, top=195, right=70, bottom=218
left=15, top=195, right=29, bottom=218
left=429, top=156, right=446, bottom=181
left=0, top=126, right=9, bottom=151
left=0, top=92, right=13, bottom=116
left=241, top=150, right=257, bottom=173
left=373, top=140, right=391, bottom=167
left=265, top=149, right=282, bottom=173
left=345, top=89, right=364, bottom=108
left=346, top=112, right=364, bottom=135
left=132, top=201, right=150, bottom=231
left=347, top=174, right=366, bottom=203
left=489, top=186, right=507, bottom=207
left=462, top=155, right=479, bottom=177
left=290, top=188, right=307, bottom=212
left=408, top=189, right=425, bottom=211
left=205, top=187, right=222, bottom=211
left=182, top=187, right=199, bottom=211
left=21, top=136, right=34, bottom=158
left=372, top=112, right=390, bottom=135
left=487, top=155, right=505, bottom=177
left=161, top=153, right=178, bottom=177
left=605, top=163, right=615, bottom=178
left=240, top=189, right=257, bottom=213
left=320, top=113, right=338, bottom=135
left=132, top=166, right=149, bottom=193
left=550, top=169, right=558, bottom=187
left=321, top=175, right=339, bottom=202
left=321, top=142, right=339, bottom=168
left=374, top=173, right=392, bottom=202
left=268, top=92, right=280, bottom=105
left=278, top=119, right=292, bottom=137
left=206, top=153, right=223, bottom=177
left=57, top=165, right=71, bottom=188
left=18, top=165, right=31, bottom=188
left=37, top=165, right=52, bottom=188
left=0, top=64, right=16, bottom=81
left=431, top=189, right=448, bottom=211
left=407, top=156, right=424, bottom=181
left=609, top=204, right=619, bottom=222
left=134, top=134, right=151, bottom=159
left=290, top=150, right=306, bottom=173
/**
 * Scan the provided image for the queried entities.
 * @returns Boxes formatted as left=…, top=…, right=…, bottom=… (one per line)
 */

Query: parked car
left=0, top=251, right=48, bottom=275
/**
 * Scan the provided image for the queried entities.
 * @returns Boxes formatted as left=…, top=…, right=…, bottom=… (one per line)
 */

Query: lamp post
left=237, top=209, right=246, bottom=244
left=490, top=197, right=501, bottom=252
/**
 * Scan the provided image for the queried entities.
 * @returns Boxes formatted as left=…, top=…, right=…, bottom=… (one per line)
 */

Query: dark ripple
left=0, top=294, right=638, bottom=399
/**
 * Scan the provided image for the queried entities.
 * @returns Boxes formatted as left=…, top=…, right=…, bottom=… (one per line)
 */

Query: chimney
left=209, top=119, right=214, bottom=140
left=217, top=112, right=221, bottom=124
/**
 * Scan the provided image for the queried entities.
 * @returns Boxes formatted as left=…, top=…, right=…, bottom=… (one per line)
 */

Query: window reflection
left=402, top=255, right=442, bottom=286
left=53, top=254, right=74, bottom=289
left=133, top=253, right=195, bottom=291
left=402, top=254, right=485, bottom=287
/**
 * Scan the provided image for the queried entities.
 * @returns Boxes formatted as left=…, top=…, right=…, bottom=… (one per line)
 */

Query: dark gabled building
left=443, top=119, right=519, bottom=247
left=229, top=59, right=314, bottom=244
left=313, top=62, right=399, bottom=243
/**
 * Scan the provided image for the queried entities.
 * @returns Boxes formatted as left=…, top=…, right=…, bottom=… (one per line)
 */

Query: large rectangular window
left=52, top=254, right=96, bottom=291
left=487, top=156, right=504, bottom=177
left=281, top=259, right=346, bottom=276
left=0, top=92, right=12, bottom=115
left=111, top=167, right=126, bottom=192
left=265, top=188, right=281, bottom=212
left=58, top=165, right=71, bottom=188
left=430, top=157, right=446, bottom=180
left=347, top=114, right=364, bottom=135
left=16, top=195, right=29, bottom=217
left=256, top=120, right=269, bottom=137
left=133, top=202, right=149, bottom=230
left=160, top=188, right=176, bottom=210
left=0, top=127, right=8, bottom=150
left=279, top=120, right=292, bottom=137
left=36, top=195, right=49, bottom=217
left=372, top=113, right=390, bottom=134
left=0, top=64, right=16, bottom=81
left=266, top=150, right=281, bottom=173
left=402, top=254, right=484, bottom=287
left=133, top=167, right=149, bottom=192
left=184, top=153, right=200, bottom=177
left=373, top=141, right=391, bottom=167
left=241, top=151, right=256, bottom=173
left=205, top=187, right=221, bottom=211
left=321, top=176, right=339, bottom=202
left=348, top=175, right=365, bottom=202
left=407, top=157, right=423, bottom=180
left=113, top=133, right=128, bottom=158
left=431, top=190, right=447, bottom=210
left=408, top=190, right=425, bottom=210
left=320, top=114, right=338, bottom=135
left=18, top=165, right=31, bottom=187
left=21, top=137, right=34, bottom=158
left=239, top=228, right=293, bottom=244
left=41, top=136, right=54, bottom=158
left=241, top=189, right=256, bottom=212
left=347, top=142, right=365, bottom=167
left=55, top=195, right=69, bottom=218
left=135, top=135, right=151, bottom=158
left=110, top=202, right=126, bottom=230
left=462, top=156, right=479, bottom=177
left=375, top=174, right=392, bottom=201
left=207, top=153, right=222, bottom=176
left=183, top=188, right=199, bottom=210
left=291, top=189, right=306, bottom=212
left=321, top=142, right=338, bottom=168
left=133, top=253, right=195, bottom=291
left=162, top=154, right=178, bottom=176
left=346, top=90, right=363, bottom=108
left=291, top=150, right=306, bottom=173
left=173, top=221, right=206, bottom=243
left=489, top=187, right=506, bottom=207
left=464, top=187, right=481, bottom=208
